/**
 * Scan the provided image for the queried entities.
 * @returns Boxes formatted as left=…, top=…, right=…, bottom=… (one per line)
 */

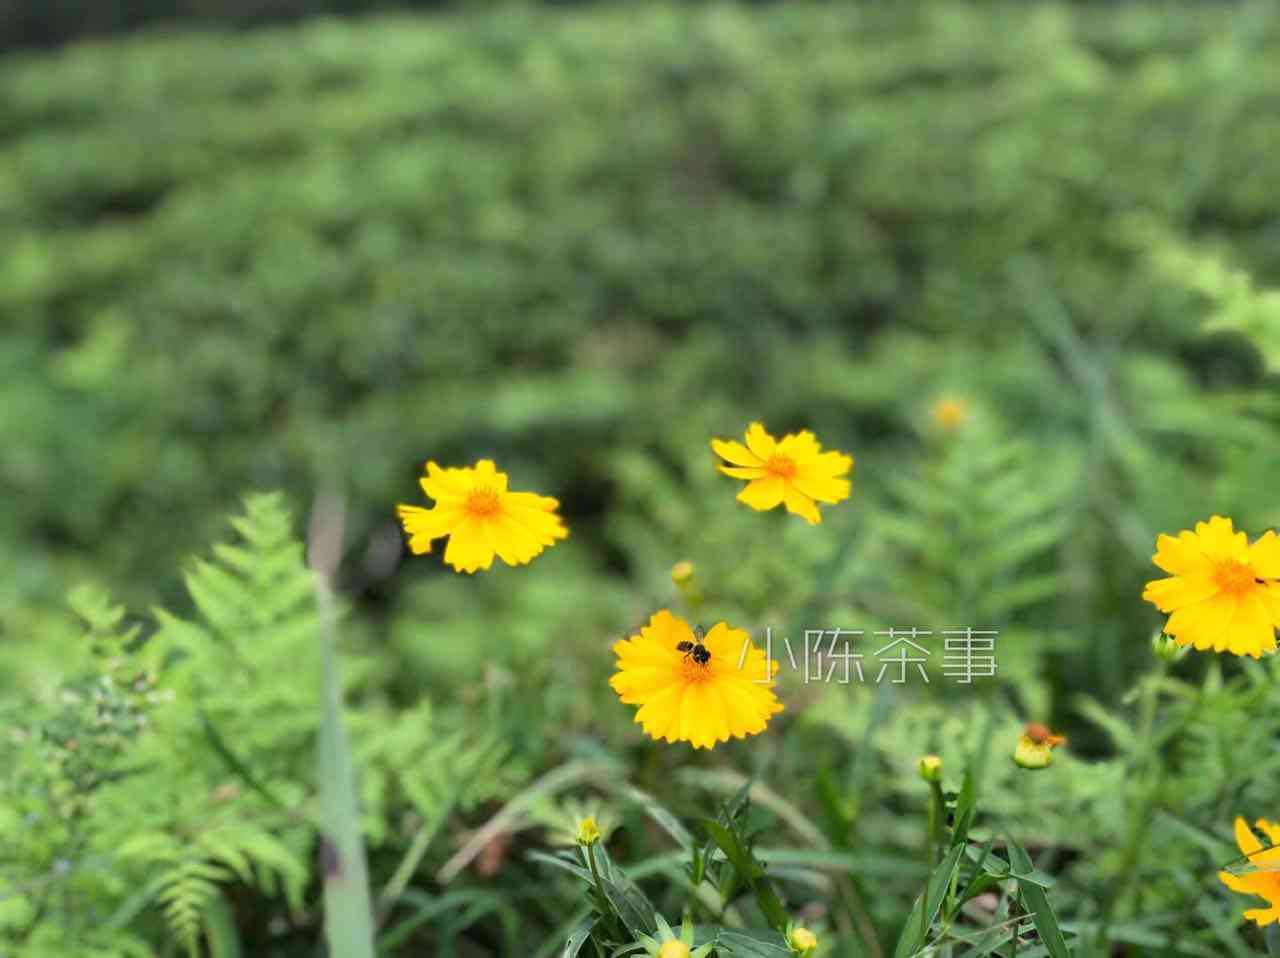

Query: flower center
left=465, top=487, right=502, bottom=519
left=680, top=655, right=712, bottom=683
left=763, top=454, right=797, bottom=480
left=1213, top=559, right=1258, bottom=595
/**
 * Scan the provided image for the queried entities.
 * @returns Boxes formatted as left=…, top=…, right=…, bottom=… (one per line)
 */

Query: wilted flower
left=396, top=459, right=567, bottom=573
left=711, top=422, right=852, bottom=524
left=1142, top=516, right=1280, bottom=658
left=1013, top=723, right=1065, bottom=770
left=610, top=610, right=783, bottom=749
left=1218, top=817, right=1280, bottom=926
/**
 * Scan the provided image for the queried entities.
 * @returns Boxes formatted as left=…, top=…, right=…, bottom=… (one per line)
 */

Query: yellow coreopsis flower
left=1142, top=516, right=1280, bottom=658
left=609, top=610, right=783, bottom=750
left=396, top=459, right=567, bottom=573
left=1219, top=817, right=1280, bottom=926
left=710, top=422, right=852, bottom=524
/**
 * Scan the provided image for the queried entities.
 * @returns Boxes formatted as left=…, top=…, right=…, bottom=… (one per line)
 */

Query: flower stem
left=1095, top=658, right=1167, bottom=951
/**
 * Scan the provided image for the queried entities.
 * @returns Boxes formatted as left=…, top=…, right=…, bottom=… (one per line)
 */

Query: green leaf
left=716, top=929, right=794, bottom=958
left=702, top=820, right=760, bottom=880
left=595, top=845, right=658, bottom=937
left=316, top=576, right=376, bottom=958
left=203, top=896, right=243, bottom=958
left=1006, top=836, right=1071, bottom=958
left=527, top=849, right=594, bottom=883
left=620, top=785, right=693, bottom=851
left=564, top=914, right=599, bottom=958
left=893, top=842, right=966, bottom=958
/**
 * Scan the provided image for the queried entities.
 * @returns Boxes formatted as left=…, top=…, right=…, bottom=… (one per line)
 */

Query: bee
left=677, top=624, right=712, bottom=665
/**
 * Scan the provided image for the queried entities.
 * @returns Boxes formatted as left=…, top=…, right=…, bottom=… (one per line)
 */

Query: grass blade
left=310, top=495, right=376, bottom=958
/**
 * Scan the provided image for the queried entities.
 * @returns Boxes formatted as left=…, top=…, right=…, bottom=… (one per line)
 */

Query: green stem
left=921, top=780, right=945, bottom=947
left=1096, top=658, right=1167, bottom=951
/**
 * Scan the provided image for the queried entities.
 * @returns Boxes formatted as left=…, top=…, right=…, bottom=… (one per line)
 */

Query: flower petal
left=783, top=485, right=822, bottom=524
left=484, top=514, right=545, bottom=566
left=1164, top=594, right=1238, bottom=651
left=711, top=438, right=764, bottom=467
left=1194, top=516, right=1249, bottom=563
left=1248, top=530, right=1280, bottom=579
left=744, top=422, right=776, bottom=459
left=442, top=518, right=496, bottom=573
left=737, top=477, right=785, bottom=512
left=776, top=430, right=820, bottom=460
left=1151, top=532, right=1213, bottom=576
left=1259, top=583, right=1280, bottom=625
left=718, top=464, right=767, bottom=479
left=470, top=459, right=508, bottom=492
left=1236, top=817, right=1263, bottom=857
left=1219, top=870, right=1260, bottom=895
left=504, top=494, right=568, bottom=544
left=1224, top=593, right=1277, bottom=659
left=791, top=473, right=851, bottom=504
left=1141, top=574, right=1220, bottom=612
left=396, top=504, right=462, bottom=554
left=419, top=462, right=471, bottom=503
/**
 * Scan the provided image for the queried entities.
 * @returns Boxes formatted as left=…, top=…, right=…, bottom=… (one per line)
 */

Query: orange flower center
left=680, top=657, right=713, bottom=683
left=764, top=454, right=797, bottom=480
left=1213, top=559, right=1258, bottom=595
left=465, top=487, right=502, bottom=519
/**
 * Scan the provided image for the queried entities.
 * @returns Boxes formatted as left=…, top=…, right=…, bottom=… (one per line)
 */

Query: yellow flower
left=609, top=610, right=783, bottom=750
left=643, top=913, right=714, bottom=958
left=930, top=397, right=969, bottom=431
left=1142, top=516, right=1280, bottom=658
left=1219, top=817, right=1280, bottom=926
left=710, top=422, right=852, bottom=524
left=396, top=459, right=567, bottom=573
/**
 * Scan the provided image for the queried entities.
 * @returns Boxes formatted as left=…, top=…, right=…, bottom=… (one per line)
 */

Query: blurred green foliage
left=2, top=2, right=1280, bottom=955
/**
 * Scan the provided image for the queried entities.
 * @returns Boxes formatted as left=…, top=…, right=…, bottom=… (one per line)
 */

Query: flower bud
left=574, top=815, right=602, bottom=847
left=788, top=926, right=819, bottom=955
left=917, top=755, right=943, bottom=783
left=1151, top=630, right=1188, bottom=663
left=657, top=942, right=691, bottom=958
left=671, top=561, right=695, bottom=586
left=931, top=397, right=969, bottom=431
